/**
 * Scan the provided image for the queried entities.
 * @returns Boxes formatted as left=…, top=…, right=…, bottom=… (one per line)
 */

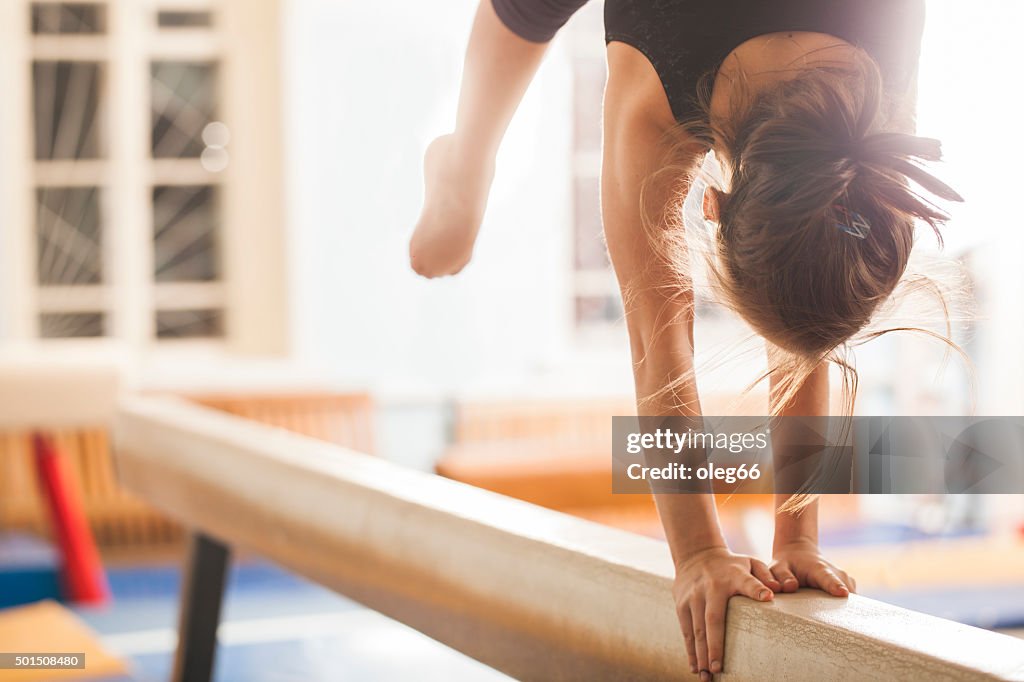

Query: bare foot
left=409, top=134, right=495, bottom=278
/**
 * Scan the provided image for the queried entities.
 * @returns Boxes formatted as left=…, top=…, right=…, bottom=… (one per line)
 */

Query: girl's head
left=642, top=51, right=966, bottom=509
left=706, top=55, right=963, bottom=361
left=641, top=50, right=966, bottom=420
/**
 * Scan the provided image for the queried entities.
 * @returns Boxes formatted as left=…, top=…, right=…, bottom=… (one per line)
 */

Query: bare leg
left=409, top=0, right=549, bottom=278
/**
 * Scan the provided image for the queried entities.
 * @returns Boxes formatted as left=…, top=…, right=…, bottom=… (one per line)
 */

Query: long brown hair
left=637, top=50, right=968, bottom=507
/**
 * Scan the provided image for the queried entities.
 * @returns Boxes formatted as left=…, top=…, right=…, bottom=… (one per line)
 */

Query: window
left=1, top=1, right=286, bottom=354
left=32, top=47, right=108, bottom=339
left=565, top=4, right=623, bottom=339
left=156, top=10, right=212, bottom=29
left=32, top=2, right=106, bottom=34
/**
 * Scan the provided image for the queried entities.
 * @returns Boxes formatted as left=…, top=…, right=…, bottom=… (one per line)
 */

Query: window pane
left=40, top=312, right=104, bottom=338
left=157, top=10, right=212, bottom=28
left=573, top=176, right=607, bottom=270
left=151, top=61, right=217, bottom=158
left=156, top=309, right=223, bottom=339
left=33, top=61, right=103, bottom=160
left=36, top=186, right=102, bottom=285
left=32, top=3, right=106, bottom=34
left=572, top=57, right=606, bottom=152
left=575, top=295, right=622, bottom=326
left=153, top=185, right=219, bottom=282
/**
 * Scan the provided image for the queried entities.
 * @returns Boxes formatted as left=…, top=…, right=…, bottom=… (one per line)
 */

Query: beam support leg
left=172, top=532, right=231, bottom=682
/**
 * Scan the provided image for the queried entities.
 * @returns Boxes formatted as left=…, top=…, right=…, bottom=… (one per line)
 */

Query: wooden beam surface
left=114, top=397, right=1024, bottom=681
left=0, top=356, right=121, bottom=429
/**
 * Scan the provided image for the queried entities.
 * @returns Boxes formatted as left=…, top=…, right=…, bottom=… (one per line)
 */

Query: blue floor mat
left=865, top=583, right=1024, bottom=630
left=73, top=560, right=510, bottom=682
left=819, top=522, right=985, bottom=548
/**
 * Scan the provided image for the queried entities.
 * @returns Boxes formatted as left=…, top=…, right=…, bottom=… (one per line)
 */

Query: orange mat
left=0, top=600, right=128, bottom=681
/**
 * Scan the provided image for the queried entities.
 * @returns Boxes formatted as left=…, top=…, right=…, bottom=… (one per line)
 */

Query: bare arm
left=771, top=361, right=829, bottom=552
left=603, top=43, right=775, bottom=681
left=769, top=360, right=857, bottom=596
left=602, top=44, right=722, bottom=567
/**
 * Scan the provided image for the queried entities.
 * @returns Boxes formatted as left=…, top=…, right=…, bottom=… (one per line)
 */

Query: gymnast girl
left=409, top=1, right=961, bottom=679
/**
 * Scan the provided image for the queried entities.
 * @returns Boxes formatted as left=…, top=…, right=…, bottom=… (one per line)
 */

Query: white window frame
left=0, top=0, right=288, bottom=359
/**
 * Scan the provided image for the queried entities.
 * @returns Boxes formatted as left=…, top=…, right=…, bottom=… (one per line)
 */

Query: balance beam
left=0, top=356, right=121, bottom=429
left=113, top=397, right=1024, bottom=681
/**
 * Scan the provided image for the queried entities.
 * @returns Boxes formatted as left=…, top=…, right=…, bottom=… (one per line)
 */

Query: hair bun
left=851, top=133, right=964, bottom=202
left=855, top=132, right=942, bottom=163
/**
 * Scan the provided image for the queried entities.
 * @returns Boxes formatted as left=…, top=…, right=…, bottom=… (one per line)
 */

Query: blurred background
left=0, top=1, right=1022, bottom=680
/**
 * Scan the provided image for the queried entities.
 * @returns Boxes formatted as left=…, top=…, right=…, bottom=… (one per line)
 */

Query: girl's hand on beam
left=672, top=546, right=779, bottom=681
left=770, top=538, right=857, bottom=597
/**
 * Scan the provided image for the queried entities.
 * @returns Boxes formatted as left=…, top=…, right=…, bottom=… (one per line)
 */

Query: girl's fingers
left=835, top=569, right=856, bottom=594
left=704, top=593, right=727, bottom=676
left=750, top=559, right=782, bottom=592
left=810, top=565, right=849, bottom=597
left=676, top=605, right=698, bottom=674
left=702, top=576, right=772, bottom=679
left=690, top=599, right=711, bottom=681
left=771, top=563, right=800, bottom=593
left=739, top=573, right=774, bottom=602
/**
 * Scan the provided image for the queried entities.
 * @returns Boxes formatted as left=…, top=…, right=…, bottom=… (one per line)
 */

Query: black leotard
left=491, top=0, right=925, bottom=122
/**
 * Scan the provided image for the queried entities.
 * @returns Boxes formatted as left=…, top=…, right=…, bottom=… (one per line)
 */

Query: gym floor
left=73, top=559, right=511, bottom=682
